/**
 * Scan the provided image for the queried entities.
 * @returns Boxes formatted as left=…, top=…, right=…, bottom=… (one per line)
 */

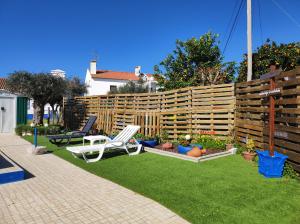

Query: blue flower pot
left=178, top=145, right=193, bottom=154
left=256, top=150, right=288, bottom=178
left=141, top=140, right=158, bottom=148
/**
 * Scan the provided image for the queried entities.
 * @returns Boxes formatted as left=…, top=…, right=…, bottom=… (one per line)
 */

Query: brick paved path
left=0, top=134, right=189, bottom=224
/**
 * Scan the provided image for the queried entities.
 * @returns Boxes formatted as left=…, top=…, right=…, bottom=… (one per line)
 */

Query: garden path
left=0, top=134, right=189, bottom=224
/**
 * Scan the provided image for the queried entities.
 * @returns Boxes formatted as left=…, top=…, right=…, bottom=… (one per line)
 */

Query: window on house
left=110, top=85, right=117, bottom=93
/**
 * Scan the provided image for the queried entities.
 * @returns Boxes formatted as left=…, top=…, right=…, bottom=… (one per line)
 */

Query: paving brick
left=0, top=134, right=189, bottom=224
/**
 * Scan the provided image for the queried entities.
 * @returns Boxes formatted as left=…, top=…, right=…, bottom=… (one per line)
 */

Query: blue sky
left=0, top=0, right=299, bottom=79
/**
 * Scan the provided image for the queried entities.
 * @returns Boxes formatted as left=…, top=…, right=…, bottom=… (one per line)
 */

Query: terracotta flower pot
left=200, top=149, right=206, bottom=154
left=226, top=144, right=233, bottom=150
left=162, top=142, right=173, bottom=150
left=242, top=151, right=256, bottom=161
left=187, top=147, right=202, bottom=157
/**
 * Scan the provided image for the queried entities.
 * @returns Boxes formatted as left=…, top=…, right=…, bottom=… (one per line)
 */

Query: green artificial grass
left=24, top=136, right=300, bottom=224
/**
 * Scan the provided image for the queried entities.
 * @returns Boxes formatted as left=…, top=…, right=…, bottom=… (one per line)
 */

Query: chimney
left=135, top=66, right=141, bottom=77
left=90, top=60, right=96, bottom=74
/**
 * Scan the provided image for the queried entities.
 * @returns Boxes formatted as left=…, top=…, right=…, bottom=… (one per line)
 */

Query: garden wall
left=63, top=83, right=235, bottom=140
left=236, top=67, right=300, bottom=172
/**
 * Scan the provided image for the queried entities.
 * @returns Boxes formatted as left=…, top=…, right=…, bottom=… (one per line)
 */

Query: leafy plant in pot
left=225, top=127, right=235, bottom=150
left=178, top=135, right=193, bottom=154
left=160, top=130, right=173, bottom=150
left=142, top=135, right=159, bottom=147
left=242, top=138, right=256, bottom=161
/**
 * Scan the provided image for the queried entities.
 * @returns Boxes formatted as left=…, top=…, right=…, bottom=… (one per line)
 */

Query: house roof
left=0, top=78, right=7, bottom=90
left=91, top=70, right=140, bottom=81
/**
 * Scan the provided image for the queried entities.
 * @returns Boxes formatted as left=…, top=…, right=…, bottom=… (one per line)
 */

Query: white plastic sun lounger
left=66, top=125, right=142, bottom=163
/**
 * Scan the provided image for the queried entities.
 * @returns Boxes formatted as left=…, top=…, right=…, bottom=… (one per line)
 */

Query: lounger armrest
left=94, top=135, right=111, bottom=142
left=105, top=140, right=125, bottom=148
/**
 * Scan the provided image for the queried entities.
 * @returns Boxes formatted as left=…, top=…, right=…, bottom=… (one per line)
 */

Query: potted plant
left=134, top=133, right=145, bottom=143
left=225, top=127, right=234, bottom=150
left=178, top=135, right=193, bottom=154
left=142, top=135, right=159, bottom=148
left=242, top=137, right=256, bottom=161
left=160, top=130, right=173, bottom=150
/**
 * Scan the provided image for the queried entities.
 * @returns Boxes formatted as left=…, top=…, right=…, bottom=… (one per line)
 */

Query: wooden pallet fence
left=235, top=66, right=300, bottom=172
left=63, top=83, right=235, bottom=140
left=191, top=84, right=235, bottom=136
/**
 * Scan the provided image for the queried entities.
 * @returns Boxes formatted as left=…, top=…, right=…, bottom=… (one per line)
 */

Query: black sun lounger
left=47, top=116, right=97, bottom=146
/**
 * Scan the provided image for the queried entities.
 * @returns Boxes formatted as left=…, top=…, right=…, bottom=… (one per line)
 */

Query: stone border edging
left=144, top=147, right=237, bottom=162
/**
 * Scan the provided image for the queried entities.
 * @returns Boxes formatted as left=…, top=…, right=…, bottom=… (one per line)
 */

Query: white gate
left=0, top=96, right=15, bottom=133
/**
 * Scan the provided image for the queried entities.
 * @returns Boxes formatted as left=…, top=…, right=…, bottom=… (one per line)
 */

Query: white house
left=85, top=60, right=156, bottom=96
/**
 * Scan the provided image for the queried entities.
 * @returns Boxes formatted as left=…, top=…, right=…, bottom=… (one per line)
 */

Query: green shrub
left=134, top=133, right=159, bottom=142
left=234, top=143, right=247, bottom=154
left=134, top=133, right=145, bottom=140
left=159, top=130, right=169, bottom=143
left=15, top=124, right=62, bottom=136
left=192, top=134, right=226, bottom=150
left=283, top=163, right=299, bottom=179
left=15, top=124, right=27, bottom=136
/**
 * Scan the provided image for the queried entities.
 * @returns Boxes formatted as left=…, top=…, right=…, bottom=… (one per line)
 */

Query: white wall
left=0, top=92, right=17, bottom=133
left=86, top=78, right=129, bottom=96
left=84, top=68, right=157, bottom=96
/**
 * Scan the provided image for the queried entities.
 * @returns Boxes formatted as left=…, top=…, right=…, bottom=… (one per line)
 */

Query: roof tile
left=0, top=78, right=7, bottom=90
left=91, top=70, right=140, bottom=81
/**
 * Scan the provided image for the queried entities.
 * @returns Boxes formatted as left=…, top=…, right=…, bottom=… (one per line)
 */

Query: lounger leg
left=129, top=144, right=143, bottom=156
left=58, top=138, right=71, bottom=147
left=82, top=149, right=105, bottom=163
left=124, top=146, right=130, bottom=155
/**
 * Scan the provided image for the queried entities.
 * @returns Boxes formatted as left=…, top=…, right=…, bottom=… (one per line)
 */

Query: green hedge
left=15, top=124, right=63, bottom=136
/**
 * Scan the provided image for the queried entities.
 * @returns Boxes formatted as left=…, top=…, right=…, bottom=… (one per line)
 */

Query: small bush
left=283, top=163, right=299, bottom=179
left=192, top=134, right=226, bottom=150
left=134, top=133, right=145, bottom=140
left=234, top=144, right=247, bottom=154
left=15, top=124, right=62, bottom=136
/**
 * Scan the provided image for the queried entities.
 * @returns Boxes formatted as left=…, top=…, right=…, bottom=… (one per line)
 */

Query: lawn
left=24, top=136, right=300, bottom=224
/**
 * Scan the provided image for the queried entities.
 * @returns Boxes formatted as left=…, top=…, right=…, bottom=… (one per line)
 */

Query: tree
left=7, top=72, right=52, bottom=125
left=237, top=40, right=300, bottom=82
left=29, top=73, right=58, bottom=125
left=109, top=78, right=148, bottom=94
left=66, top=76, right=87, bottom=98
left=154, top=32, right=235, bottom=90
left=47, top=76, right=67, bottom=124
left=7, top=72, right=87, bottom=125
left=6, top=71, right=32, bottom=94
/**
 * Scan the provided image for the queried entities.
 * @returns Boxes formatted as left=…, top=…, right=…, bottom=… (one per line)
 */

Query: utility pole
left=247, top=0, right=252, bottom=81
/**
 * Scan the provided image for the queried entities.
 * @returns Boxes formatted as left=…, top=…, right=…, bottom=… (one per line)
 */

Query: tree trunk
left=36, top=104, right=45, bottom=125
left=33, top=101, right=37, bottom=125
left=50, top=105, right=55, bottom=125
left=55, top=104, right=61, bottom=124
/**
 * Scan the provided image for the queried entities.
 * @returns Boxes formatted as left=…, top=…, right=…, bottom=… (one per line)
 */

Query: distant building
left=85, top=61, right=156, bottom=96
left=51, top=69, right=66, bottom=79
